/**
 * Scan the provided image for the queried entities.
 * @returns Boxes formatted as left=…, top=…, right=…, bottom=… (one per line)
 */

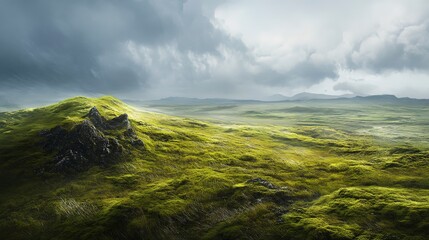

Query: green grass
left=0, top=96, right=428, bottom=239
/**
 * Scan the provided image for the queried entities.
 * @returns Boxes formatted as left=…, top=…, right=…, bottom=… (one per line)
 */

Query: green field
left=1, top=96, right=428, bottom=239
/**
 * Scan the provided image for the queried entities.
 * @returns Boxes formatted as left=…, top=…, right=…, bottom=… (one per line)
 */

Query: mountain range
left=265, top=92, right=357, bottom=101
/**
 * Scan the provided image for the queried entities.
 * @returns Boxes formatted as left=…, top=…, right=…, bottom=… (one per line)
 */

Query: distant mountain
left=140, top=94, right=429, bottom=107
left=354, top=94, right=397, bottom=101
left=147, top=97, right=262, bottom=105
left=154, top=93, right=358, bottom=104
left=291, top=92, right=356, bottom=100
left=266, top=92, right=356, bottom=101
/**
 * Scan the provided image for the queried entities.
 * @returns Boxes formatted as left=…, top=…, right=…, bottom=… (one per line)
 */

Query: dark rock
left=54, top=149, right=89, bottom=172
left=66, top=120, right=122, bottom=162
left=40, top=107, right=145, bottom=174
left=246, top=178, right=278, bottom=189
left=86, top=106, right=132, bottom=130
left=108, top=114, right=131, bottom=129
left=41, top=120, right=123, bottom=173
left=86, top=106, right=107, bottom=129
left=40, top=126, right=68, bottom=151
left=124, top=128, right=145, bottom=147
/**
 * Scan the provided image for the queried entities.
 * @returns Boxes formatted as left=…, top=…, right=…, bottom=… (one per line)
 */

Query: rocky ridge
left=40, top=107, right=144, bottom=173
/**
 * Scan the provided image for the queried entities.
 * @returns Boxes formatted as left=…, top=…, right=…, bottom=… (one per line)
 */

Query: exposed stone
left=124, top=128, right=145, bottom=147
left=86, top=106, right=107, bottom=129
left=39, top=126, right=68, bottom=152
left=108, top=114, right=131, bottom=129
left=41, top=120, right=122, bottom=173
left=86, top=106, right=131, bottom=130
left=54, top=149, right=89, bottom=172
left=246, top=178, right=278, bottom=189
left=40, top=106, right=144, bottom=174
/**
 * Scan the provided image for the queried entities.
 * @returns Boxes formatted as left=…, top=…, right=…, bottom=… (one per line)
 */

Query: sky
left=1, top=0, right=429, bottom=103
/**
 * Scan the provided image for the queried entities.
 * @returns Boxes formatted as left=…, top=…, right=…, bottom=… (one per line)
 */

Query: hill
left=142, top=94, right=428, bottom=107
left=1, top=96, right=429, bottom=239
left=265, top=92, right=356, bottom=101
left=147, top=97, right=262, bottom=105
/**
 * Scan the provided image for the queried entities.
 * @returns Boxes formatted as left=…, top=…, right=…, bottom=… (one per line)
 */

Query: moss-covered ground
left=0, top=96, right=428, bottom=239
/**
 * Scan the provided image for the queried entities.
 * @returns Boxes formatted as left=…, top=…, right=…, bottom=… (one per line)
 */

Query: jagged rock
left=86, top=106, right=107, bottom=129
left=246, top=178, right=278, bottom=189
left=87, top=106, right=131, bottom=130
left=40, top=126, right=68, bottom=151
left=67, top=120, right=122, bottom=161
left=40, top=107, right=145, bottom=174
left=54, top=149, right=89, bottom=172
left=124, top=128, right=145, bottom=147
left=108, top=114, right=131, bottom=129
left=41, top=120, right=122, bottom=173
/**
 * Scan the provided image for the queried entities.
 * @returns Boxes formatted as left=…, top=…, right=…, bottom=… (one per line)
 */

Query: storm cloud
left=0, top=0, right=428, bottom=101
left=0, top=0, right=205, bottom=92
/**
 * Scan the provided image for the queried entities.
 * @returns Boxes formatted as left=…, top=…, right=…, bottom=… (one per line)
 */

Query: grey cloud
left=255, top=53, right=338, bottom=87
left=1, top=0, right=428, bottom=101
left=333, top=81, right=376, bottom=96
left=0, top=0, right=232, bottom=94
left=283, top=60, right=338, bottom=86
left=0, top=0, right=343, bottom=100
left=347, top=20, right=429, bottom=72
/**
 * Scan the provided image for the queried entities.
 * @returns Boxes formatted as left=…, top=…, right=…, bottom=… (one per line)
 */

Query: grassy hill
left=0, top=96, right=428, bottom=239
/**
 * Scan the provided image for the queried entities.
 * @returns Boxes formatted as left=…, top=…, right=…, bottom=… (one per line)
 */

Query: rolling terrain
left=1, top=96, right=429, bottom=239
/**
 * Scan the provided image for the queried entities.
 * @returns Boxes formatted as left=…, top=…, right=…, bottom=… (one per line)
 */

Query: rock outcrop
left=246, top=178, right=279, bottom=189
left=86, top=107, right=132, bottom=130
left=87, top=106, right=107, bottom=129
left=124, top=128, right=144, bottom=146
left=40, top=107, right=144, bottom=174
left=108, top=113, right=131, bottom=129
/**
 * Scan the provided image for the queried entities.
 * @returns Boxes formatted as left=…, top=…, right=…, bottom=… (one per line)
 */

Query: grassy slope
left=142, top=98, right=429, bottom=145
left=0, top=96, right=428, bottom=239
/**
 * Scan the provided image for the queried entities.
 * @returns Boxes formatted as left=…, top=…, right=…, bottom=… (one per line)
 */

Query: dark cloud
left=0, top=0, right=428, bottom=102
left=283, top=60, right=338, bottom=86
left=0, top=0, right=341, bottom=100
left=0, top=0, right=227, bottom=94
